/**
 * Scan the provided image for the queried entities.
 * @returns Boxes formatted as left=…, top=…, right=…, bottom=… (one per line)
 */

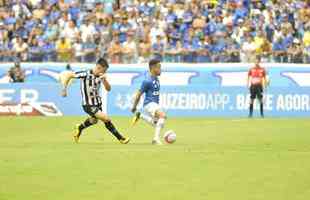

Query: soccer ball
left=164, top=130, right=176, bottom=144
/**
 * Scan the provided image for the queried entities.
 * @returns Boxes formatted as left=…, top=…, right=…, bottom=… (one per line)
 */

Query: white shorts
left=142, top=102, right=162, bottom=118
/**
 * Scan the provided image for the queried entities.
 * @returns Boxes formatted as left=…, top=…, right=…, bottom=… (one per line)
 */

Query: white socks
left=141, top=113, right=156, bottom=127
left=154, top=118, right=165, bottom=141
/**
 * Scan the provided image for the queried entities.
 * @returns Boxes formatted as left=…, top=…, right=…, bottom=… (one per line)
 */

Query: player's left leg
left=74, top=117, right=98, bottom=143
left=94, top=111, right=130, bottom=144
left=249, top=85, right=256, bottom=118
left=258, top=85, right=264, bottom=118
left=153, top=110, right=166, bottom=145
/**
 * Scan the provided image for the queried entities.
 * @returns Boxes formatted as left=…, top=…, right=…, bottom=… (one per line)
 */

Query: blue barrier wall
left=1, top=63, right=310, bottom=117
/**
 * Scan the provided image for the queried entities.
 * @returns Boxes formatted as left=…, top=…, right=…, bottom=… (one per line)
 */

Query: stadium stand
left=0, top=0, right=309, bottom=63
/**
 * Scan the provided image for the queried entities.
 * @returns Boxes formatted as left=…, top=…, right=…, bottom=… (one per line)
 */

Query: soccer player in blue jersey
left=131, top=59, right=166, bottom=145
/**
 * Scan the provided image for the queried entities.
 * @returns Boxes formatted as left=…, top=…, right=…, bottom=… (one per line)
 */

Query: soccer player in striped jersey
left=61, top=58, right=130, bottom=144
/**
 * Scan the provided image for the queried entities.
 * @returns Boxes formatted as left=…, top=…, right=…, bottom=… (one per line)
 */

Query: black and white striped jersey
left=74, top=70, right=102, bottom=106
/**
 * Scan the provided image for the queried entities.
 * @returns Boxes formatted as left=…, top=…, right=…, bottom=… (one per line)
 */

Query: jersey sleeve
left=248, top=69, right=252, bottom=77
left=139, top=80, right=150, bottom=93
left=74, top=71, right=87, bottom=79
left=262, top=69, right=267, bottom=77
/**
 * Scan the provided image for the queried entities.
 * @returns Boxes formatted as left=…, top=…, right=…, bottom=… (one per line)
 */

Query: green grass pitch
left=1, top=116, right=310, bottom=200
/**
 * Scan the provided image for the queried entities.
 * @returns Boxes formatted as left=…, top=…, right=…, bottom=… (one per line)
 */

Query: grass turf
left=0, top=117, right=310, bottom=200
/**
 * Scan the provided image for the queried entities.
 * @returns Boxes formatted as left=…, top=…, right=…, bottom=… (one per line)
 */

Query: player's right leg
left=74, top=117, right=98, bottom=143
left=131, top=111, right=141, bottom=126
left=249, top=85, right=256, bottom=118
left=132, top=111, right=157, bottom=127
left=94, top=111, right=130, bottom=144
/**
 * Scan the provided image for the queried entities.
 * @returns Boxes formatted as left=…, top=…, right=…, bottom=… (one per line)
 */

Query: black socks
left=104, top=121, right=124, bottom=140
left=249, top=102, right=264, bottom=118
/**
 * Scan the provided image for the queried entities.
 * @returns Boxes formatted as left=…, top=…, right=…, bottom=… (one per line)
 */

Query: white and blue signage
left=0, top=63, right=310, bottom=117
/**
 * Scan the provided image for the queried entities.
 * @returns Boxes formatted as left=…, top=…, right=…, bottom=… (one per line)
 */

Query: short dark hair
left=97, top=57, right=109, bottom=68
left=149, top=59, right=160, bottom=69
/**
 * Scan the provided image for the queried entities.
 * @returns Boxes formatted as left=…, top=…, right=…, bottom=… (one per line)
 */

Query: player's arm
left=247, top=70, right=251, bottom=88
left=99, top=74, right=111, bottom=92
left=131, top=91, right=142, bottom=113
left=131, top=80, right=148, bottom=113
left=60, top=71, right=75, bottom=97
left=262, top=69, right=267, bottom=88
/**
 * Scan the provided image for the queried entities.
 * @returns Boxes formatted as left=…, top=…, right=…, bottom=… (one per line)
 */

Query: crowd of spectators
left=0, top=0, right=310, bottom=64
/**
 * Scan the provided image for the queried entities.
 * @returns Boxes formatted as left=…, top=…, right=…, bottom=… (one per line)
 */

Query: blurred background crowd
left=0, top=0, right=310, bottom=64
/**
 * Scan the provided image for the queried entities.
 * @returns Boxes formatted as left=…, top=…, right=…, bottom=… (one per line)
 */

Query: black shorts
left=250, top=84, right=263, bottom=99
left=82, top=104, right=102, bottom=117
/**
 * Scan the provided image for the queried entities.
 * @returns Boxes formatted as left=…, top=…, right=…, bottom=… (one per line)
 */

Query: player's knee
left=95, top=112, right=110, bottom=123
left=157, top=111, right=166, bottom=119
left=89, top=117, right=98, bottom=124
left=100, top=117, right=111, bottom=123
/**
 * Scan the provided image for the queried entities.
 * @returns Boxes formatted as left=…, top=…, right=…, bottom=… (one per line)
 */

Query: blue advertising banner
left=108, top=86, right=310, bottom=117
left=0, top=63, right=310, bottom=117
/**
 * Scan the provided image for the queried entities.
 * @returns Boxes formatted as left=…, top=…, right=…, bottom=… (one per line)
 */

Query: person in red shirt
left=247, top=56, right=267, bottom=118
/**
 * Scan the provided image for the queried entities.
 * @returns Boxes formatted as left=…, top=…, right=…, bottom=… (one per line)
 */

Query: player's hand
left=131, top=107, right=136, bottom=113
left=61, top=89, right=67, bottom=97
left=99, top=73, right=107, bottom=80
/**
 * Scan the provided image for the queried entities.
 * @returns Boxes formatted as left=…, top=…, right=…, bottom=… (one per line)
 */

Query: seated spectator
left=80, top=19, right=97, bottom=43
left=226, top=38, right=240, bottom=63
left=73, top=37, right=83, bottom=62
left=241, top=36, right=256, bottom=63
left=273, top=37, right=287, bottom=63
left=288, top=39, right=303, bottom=63
left=12, top=36, right=28, bottom=61
left=8, top=61, right=25, bottom=83
left=122, top=34, right=137, bottom=64
left=63, top=20, right=79, bottom=43
left=82, top=36, right=97, bottom=63
left=0, top=0, right=309, bottom=64
left=28, top=37, right=43, bottom=62
left=151, top=35, right=165, bottom=61
left=138, top=37, right=151, bottom=63
left=42, top=38, right=57, bottom=62
left=56, top=36, right=72, bottom=62
left=0, top=32, right=13, bottom=62
left=108, top=37, right=122, bottom=63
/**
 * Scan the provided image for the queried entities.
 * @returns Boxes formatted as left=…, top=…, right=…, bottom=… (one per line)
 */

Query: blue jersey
left=139, top=75, right=160, bottom=106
